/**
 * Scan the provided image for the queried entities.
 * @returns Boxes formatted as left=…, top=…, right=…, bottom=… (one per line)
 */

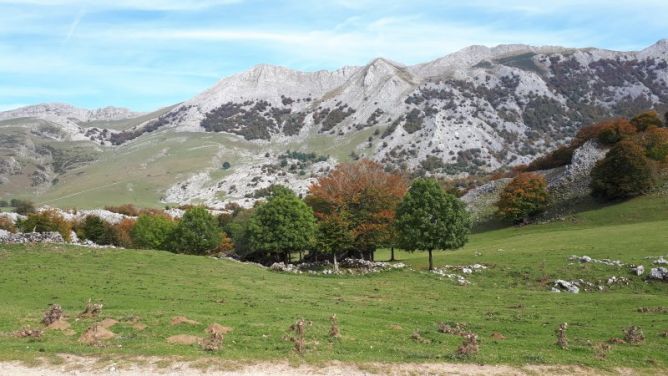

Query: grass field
left=0, top=194, right=667, bottom=370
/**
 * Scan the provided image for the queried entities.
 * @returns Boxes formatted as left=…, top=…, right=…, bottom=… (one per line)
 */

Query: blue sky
left=1, top=0, right=667, bottom=112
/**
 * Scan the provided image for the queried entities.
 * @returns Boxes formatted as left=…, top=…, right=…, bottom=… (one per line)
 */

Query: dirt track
left=0, top=356, right=639, bottom=376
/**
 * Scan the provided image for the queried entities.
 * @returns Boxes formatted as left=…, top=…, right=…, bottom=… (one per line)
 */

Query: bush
left=0, top=216, right=16, bottom=233
left=131, top=214, right=175, bottom=250
left=104, top=204, right=140, bottom=216
left=12, top=199, right=36, bottom=215
left=0, top=200, right=8, bottom=207
left=79, top=215, right=115, bottom=245
left=575, top=118, right=636, bottom=146
left=640, top=128, right=668, bottom=161
left=591, top=140, right=655, bottom=200
left=166, top=207, right=220, bottom=255
left=630, top=110, right=664, bottom=131
left=111, top=218, right=136, bottom=248
left=496, top=173, right=549, bottom=223
left=18, top=210, right=71, bottom=241
left=526, top=145, right=575, bottom=171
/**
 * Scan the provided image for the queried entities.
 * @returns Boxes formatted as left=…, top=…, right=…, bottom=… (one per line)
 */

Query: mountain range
left=1, top=40, right=667, bottom=209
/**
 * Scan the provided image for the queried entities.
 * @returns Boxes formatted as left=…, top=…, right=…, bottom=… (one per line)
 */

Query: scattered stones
left=649, top=267, right=668, bottom=281
left=630, top=265, right=645, bottom=276
left=431, top=269, right=470, bottom=285
left=654, top=257, right=668, bottom=265
left=79, top=324, right=116, bottom=345
left=167, top=335, right=202, bottom=345
left=624, top=326, right=645, bottom=344
left=551, top=280, right=580, bottom=294
left=270, top=258, right=406, bottom=275
left=14, top=326, right=43, bottom=338
left=569, top=255, right=624, bottom=267
left=171, top=316, right=200, bottom=325
left=41, top=304, right=64, bottom=326
left=606, top=276, right=629, bottom=286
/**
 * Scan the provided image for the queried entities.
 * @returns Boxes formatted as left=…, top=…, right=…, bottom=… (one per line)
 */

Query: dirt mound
left=171, top=316, right=200, bottom=325
left=99, top=318, right=118, bottom=329
left=490, top=332, right=506, bottom=340
left=166, top=335, right=202, bottom=345
left=79, top=324, right=115, bottom=345
left=47, top=319, right=71, bottom=331
left=206, top=323, right=232, bottom=336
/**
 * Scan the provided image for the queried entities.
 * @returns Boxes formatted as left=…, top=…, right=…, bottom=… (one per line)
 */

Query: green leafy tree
left=395, top=178, right=471, bottom=271
left=166, top=207, right=220, bottom=254
left=630, top=111, right=663, bottom=131
left=248, top=186, right=317, bottom=264
left=80, top=215, right=115, bottom=245
left=131, top=214, right=175, bottom=250
left=496, top=173, right=549, bottom=224
left=316, top=213, right=354, bottom=270
left=591, top=140, right=655, bottom=200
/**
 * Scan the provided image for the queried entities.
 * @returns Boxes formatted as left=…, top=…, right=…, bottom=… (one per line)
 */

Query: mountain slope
left=1, top=40, right=667, bottom=208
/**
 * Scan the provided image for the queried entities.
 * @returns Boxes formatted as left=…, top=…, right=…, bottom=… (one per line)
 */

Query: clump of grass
left=14, top=326, right=43, bottom=338
left=438, top=322, right=467, bottom=336
left=456, top=333, right=479, bottom=356
left=79, top=299, right=103, bottom=318
left=410, top=330, right=431, bottom=344
left=41, top=304, right=63, bottom=326
left=329, top=314, right=340, bottom=339
left=624, top=326, right=645, bottom=344
left=592, top=342, right=612, bottom=360
left=201, top=332, right=223, bottom=352
left=555, top=323, right=568, bottom=349
left=286, top=318, right=311, bottom=355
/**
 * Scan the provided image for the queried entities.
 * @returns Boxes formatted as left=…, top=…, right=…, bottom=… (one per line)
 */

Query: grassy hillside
left=0, top=195, right=667, bottom=369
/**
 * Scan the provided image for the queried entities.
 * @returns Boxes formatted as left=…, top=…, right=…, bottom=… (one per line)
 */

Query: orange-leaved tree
left=306, top=159, right=407, bottom=261
left=497, top=172, right=549, bottom=224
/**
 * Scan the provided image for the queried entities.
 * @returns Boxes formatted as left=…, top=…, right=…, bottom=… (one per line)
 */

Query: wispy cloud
left=63, top=7, right=84, bottom=43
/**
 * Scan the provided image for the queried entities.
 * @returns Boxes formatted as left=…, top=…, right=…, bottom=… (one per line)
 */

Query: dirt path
left=0, top=356, right=639, bottom=376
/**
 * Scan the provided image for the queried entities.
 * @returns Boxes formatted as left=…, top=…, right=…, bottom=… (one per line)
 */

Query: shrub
left=131, top=214, right=175, bottom=250
left=641, top=128, right=668, bottom=161
left=0, top=216, right=16, bottom=233
left=497, top=173, right=549, bottom=223
left=526, top=145, right=575, bottom=171
left=166, top=207, right=220, bottom=255
left=0, top=200, right=8, bottom=207
left=111, top=218, right=136, bottom=248
left=18, top=209, right=71, bottom=241
left=630, top=110, right=663, bottom=131
left=104, top=204, right=140, bottom=216
left=574, top=118, right=636, bottom=146
left=12, top=199, right=36, bottom=215
left=79, top=215, right=115, bottom=245
left=216, top=232, right=235, bottom=254
left=591, top=140, right=654, bottom=200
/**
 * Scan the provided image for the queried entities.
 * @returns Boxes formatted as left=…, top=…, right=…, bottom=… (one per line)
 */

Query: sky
left=0, top=0, right=667, bottom=112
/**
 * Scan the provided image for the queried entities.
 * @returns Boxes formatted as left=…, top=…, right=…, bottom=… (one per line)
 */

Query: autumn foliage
left=497, top=173, right=549, bottom=223
left=574, top=117, right=636, bottom=146
left=306, top=160, right=407, bottom=259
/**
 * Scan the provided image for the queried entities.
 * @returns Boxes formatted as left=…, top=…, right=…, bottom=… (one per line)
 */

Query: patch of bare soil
left=99, top=319, right=118, bottom=329
left=79, top=325, right=116, bottom=345
left=166, top=335, right=202, bottom=345
left=206, top=323, right=232, bottom=336
left=170, top=316, right=200, bottom=325
left=0, top=356, right=644, bottom=376
left=47, top=319, right=71, bottom=331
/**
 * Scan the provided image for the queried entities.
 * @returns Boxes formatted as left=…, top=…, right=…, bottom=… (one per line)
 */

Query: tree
left=166, top=207, right=220, bottom=254
left=395, top=178, right=471, bottom=271
left=80, top=215, right=115, bottom=245
left=496, top=173, right=549, bottom=223
left=221, top=206, right=256, bottom=259
left=306, top=160, right=407, bottom=261
left=12, top=199, right=36, bottom=215
left=631, top=111, right=663, bottom=131
left=316, top=213, right=354, bottom=270
left=574, top=118, right=636, bottom=146
left=131, top=214, right=175, bottom=250
left=641, top=128, right=668, bottom=161
left=248, top=186, right=316, bottom=264
left=591, top=140, right=654, bottom=200
left=18, top=209, right=71, bottom=241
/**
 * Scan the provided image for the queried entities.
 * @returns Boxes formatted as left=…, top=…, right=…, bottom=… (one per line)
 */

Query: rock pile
left=0, top=231, right=64, bottom=244
left=269, top=258, right=406, bottom=275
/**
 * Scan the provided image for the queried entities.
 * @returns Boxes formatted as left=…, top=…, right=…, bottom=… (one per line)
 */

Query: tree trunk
left=390, top=247, right=395, bottom=261
left=284, top=251, right=289, bottom=265
left=333, top=252, right=339, bottom=273
left=428, top=249, right=433, bottom=271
